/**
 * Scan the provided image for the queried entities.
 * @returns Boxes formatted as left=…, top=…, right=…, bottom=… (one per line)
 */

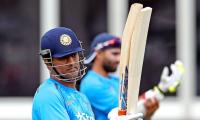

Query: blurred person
left=32, top=27, right=143, bottom=120
left=80, top=33, right=185, bottom=120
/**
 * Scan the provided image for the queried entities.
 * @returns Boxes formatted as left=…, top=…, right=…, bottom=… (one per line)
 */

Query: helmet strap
left=52, top=67, right=67, bottom=79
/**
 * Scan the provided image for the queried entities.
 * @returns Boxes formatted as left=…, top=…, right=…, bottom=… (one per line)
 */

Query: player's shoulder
left=33, top=79, right=61, bottom=103
left=81, top=70, right=101, bottom=84
left=80, top=70, right=106, bottom=94
left=83, top=70, right=98, bottom=78
left=108, top=73, right=119, bottom=81
left=37, top=78, right=57, bottom=92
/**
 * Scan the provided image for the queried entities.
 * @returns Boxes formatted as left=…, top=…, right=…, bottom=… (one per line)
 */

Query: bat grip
left=118, top=110, right=127, bottom=116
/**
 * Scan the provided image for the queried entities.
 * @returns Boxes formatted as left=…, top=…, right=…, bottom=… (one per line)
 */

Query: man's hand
left=143, top=97, right=159, bottom=120
left=158, top=60, right=185, bottom=93
left=108, top=107, right=143, bottom=120
left=137, top=90, right=161, bottom=119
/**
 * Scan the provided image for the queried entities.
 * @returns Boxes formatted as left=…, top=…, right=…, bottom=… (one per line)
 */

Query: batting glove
left=158, top=60, right=185, bottom=93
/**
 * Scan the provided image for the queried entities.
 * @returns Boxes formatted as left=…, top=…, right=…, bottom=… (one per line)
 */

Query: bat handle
left=118, top=110, right=127, bottom=116
left=118, top=72, right=128, bottom=116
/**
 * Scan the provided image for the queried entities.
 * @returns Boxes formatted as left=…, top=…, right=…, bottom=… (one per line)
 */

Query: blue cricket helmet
left=41, top=27, right=83, bottom=58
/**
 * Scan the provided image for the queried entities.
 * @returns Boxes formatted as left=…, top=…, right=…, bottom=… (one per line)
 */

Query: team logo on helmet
left=60, top=34, right=72, bottom=46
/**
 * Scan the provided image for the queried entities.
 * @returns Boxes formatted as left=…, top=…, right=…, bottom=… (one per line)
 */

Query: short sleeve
left=32, top=88, right=70, bottom=120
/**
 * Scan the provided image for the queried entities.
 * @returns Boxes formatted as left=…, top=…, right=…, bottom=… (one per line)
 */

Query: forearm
left=144, top=116, right=151, bottom=120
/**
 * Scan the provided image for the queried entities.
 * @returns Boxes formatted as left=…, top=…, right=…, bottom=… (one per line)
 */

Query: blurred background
left=0, top=0, right=199, bottom=119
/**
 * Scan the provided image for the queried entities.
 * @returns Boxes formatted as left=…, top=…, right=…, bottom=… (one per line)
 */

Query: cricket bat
left=118, top=3, right=152, bottom=115
left=118, top=3, right=143, bottom=115
left=127, top=7, right=152, bottom=114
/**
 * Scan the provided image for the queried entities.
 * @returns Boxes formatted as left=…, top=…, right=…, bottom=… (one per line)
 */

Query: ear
left=43, top=59, right=53, bottom=71
left=96, top=50, right=104, bottom=57
left=96, top=50, right=101, bottom=55
left=96, top=50, right=106, bottom=62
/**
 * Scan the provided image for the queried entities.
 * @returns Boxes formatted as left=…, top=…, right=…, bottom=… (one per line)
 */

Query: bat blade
left=127, top=7, right=152, bottom=114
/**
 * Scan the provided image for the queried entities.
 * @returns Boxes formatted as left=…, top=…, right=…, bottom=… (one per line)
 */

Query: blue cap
left=84, top=33, right=121, bottom=64
left=41, top=27, right=83, bottom=58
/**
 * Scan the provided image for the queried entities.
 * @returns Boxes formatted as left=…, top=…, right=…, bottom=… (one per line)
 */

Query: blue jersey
left=80, top=70, right=119, bottom=120
left=32, top=78, right=94, bottom=120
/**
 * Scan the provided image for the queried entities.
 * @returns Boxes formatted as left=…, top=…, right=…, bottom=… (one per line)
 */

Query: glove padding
left=158, top=60, right=185, bottom=93
left=108, top=107, right=143, bottom=120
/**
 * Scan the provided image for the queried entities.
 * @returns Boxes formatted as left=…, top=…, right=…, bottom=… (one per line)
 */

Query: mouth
left=66, top=67, right=78, bottom=73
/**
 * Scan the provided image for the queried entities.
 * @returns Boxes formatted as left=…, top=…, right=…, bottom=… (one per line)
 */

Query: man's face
left=52, top=53, right=80, bottom=79
left=101, top=48, right=121, bottom=72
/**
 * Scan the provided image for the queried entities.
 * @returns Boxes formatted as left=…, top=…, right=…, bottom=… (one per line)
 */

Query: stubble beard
left=103, top=62, right=117, bottom=73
